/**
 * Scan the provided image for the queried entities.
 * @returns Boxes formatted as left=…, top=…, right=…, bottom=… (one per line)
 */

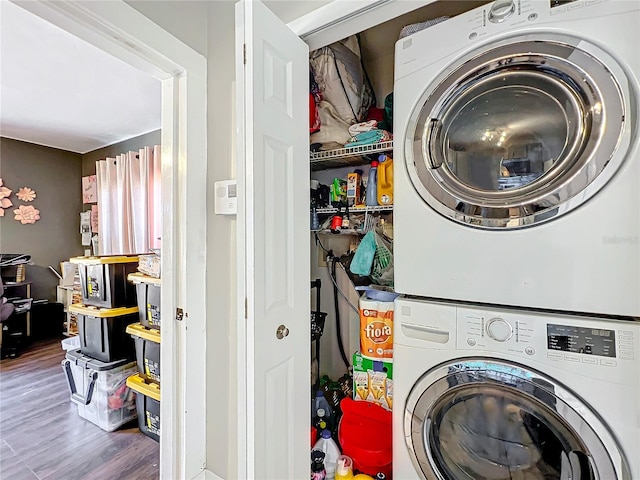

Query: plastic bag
left=310, top=35, right=376, bottom=125
left=310, top=101, right=352, bottom=147
left=350, top=231, right=376, bottom=276
left=350, top=231, right=394, bottom=287
left=371, top=232, right=394, bottom=287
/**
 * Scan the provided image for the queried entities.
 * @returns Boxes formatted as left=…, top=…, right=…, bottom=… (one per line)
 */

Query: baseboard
left=192, top=469, right=224, bottom=480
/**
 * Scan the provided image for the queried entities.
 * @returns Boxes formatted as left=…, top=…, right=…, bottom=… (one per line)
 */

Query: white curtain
left=95, top=146, right=161, bottom=255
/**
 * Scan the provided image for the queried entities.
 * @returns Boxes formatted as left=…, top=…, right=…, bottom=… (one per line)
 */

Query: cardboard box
left=346, top=172, right=361, bottom=206
left=352, top=352, right=393, bottom=411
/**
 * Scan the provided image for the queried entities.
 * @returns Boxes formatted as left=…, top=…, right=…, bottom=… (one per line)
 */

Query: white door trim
left=10, top=2, right=207, bottom=479
left=287, top=0, right=436, bottom=50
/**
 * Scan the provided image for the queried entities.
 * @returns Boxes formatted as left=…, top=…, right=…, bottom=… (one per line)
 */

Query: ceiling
left=0, top=1, right=161, bottom=154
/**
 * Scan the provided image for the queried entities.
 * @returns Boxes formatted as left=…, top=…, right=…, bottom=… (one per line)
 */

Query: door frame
left=9, top=2, right=207, bottom=479
left=235, top=0, right=438, bottom=478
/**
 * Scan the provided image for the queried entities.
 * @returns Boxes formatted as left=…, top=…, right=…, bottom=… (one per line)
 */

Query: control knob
left=489, top=0, right=516, bottom=23
left=486, top=317, right=513, bottom=342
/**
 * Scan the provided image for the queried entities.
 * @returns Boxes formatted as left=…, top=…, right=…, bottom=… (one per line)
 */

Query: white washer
left=393, top=297, right=640, bottom=480
left=393, top=0, right=640, bottom=316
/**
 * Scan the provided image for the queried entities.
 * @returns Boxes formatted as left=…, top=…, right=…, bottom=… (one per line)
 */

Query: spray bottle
left=335, top=455, right=354, bottom=480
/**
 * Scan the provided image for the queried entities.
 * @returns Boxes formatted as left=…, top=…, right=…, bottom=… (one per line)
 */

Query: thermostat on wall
left=215, top=180, right=237, bottom=215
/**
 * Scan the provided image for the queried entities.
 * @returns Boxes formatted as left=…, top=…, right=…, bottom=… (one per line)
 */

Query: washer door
left=405, top=34, right=629, bottom=229
left=404, top=359, right=628, bottom=480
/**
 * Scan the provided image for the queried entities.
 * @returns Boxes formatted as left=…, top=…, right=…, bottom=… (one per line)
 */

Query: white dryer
left=393, top=0, right=640, bottom=316
left=393, top=297, right=640, bottom=480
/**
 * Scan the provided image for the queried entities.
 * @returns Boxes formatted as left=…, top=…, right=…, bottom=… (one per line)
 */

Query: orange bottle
left=377, top=155, right=393, bottom=206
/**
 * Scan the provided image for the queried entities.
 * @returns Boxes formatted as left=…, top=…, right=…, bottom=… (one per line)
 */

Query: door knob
left=276, top=325, right=290, bottom=339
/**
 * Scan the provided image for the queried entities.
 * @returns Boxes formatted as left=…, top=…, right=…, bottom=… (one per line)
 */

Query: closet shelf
left=310, top=141, right=393, bottom=171
left=315, top=205, right=393, bottom=214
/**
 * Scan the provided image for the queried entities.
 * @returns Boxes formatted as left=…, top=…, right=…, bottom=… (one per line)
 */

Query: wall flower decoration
left=14, top=205, right=41, bottom=224
left=16, top=187, right=37, bottom=202
left=0, top=178, right=13, bottom=216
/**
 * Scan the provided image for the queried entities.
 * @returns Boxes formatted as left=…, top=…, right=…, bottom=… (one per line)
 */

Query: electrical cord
left=325, top=262, right=359, bottom=315
left=332, top=257, right=351, bottom=369
left=315, top=232, right=359, bottom=314
left=314, top=232, right=330, bottom=254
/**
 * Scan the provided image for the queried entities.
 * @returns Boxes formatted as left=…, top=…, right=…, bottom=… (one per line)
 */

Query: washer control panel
left=486, top=317, right=513, bottom=342
left=456, top=306, right=637, bottom=371
left=489, top=0, right=516, bottom=22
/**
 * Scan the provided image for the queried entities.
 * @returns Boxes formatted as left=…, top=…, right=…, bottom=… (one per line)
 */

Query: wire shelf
left=315, top=205, right=393, bottom=214
left=310, top=141, right=393, bottom=171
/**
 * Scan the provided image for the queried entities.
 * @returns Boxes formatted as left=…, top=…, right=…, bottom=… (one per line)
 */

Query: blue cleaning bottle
left=366, top=160, right=379, bottom=206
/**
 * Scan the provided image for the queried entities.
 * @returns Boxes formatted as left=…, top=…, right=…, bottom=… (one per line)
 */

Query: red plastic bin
left=338, top=398, right=392, bottom=478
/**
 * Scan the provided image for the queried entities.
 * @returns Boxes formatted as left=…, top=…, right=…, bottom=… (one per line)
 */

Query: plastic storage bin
left=128, top=273, right=161, bottom=329
left=126, top=323, right=161, bottom=383
left=71, top=256, right=139, bottom=308
left=61, top=335, right=80, bottom=351
left=70, top=304, right=138, bottom=362
left=62, top=349, right=137, bottom=432
left=127, top=373, right=161, bottom=442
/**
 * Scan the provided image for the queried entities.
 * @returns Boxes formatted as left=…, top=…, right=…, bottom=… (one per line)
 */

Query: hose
left=332, top=257, right=351, bottom=369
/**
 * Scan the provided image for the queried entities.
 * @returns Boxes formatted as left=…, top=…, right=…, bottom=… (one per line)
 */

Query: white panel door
left=236, top=1, right=309, bottom=478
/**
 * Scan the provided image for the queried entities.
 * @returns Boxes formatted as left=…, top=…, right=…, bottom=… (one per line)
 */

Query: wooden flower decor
left=14, top=205, right=41, bottom=224
left=16, top=187, right=37, bottom=202
left=0, top=178, right=13, bottom=217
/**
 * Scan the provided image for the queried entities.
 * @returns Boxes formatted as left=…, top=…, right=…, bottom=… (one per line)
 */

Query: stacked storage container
left=126, top=272, right=161, bottom=442
left=62, top=256, right=139, bottom=432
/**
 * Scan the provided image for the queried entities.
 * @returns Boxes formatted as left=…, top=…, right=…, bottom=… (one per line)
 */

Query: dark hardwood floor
left=0, top=339, right=159, bottom=480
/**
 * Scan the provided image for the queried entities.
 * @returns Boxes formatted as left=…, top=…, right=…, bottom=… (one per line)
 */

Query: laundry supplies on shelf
left=376, top=156, right=393, bottom=206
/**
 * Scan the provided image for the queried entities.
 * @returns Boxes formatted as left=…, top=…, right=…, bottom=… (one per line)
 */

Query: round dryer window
left=404, top=34, right=632, bottom=229
left=404, top=360, right=629, bottom=480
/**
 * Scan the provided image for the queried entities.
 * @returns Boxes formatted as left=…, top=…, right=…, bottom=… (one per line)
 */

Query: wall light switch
left=215, top=180, right=237, bottom=215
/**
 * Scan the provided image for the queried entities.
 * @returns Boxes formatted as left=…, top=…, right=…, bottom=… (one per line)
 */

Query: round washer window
left=405, top=35, right=628, bottom=229
left=436, top=70, right=583, bottom=193
left=404, top=360, right=626, bottom=480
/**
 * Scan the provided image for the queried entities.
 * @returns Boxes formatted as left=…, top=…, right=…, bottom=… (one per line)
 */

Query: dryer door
left=404, top=359, right=628, bottom=480
left=405, top=34, right=631, bottom=229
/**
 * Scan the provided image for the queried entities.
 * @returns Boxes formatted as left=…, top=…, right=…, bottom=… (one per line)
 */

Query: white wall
left=121, top=1, right=331, bottom=478
left=125, top=1, right=208, bottom=56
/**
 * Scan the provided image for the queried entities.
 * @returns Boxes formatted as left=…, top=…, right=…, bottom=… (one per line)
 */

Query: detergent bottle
left=377, top=155, right=393, bottom=206
left=335, top=455, right=354, bottom=480
left=315, top=391, right=334, bottom=428
left=313, top=430, right=341, bottom=480
left=365, top=161, right=379, bottom=206
left=311, top=449, right=327, bottom=480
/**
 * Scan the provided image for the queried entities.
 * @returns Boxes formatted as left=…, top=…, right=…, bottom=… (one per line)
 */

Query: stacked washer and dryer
left=392, top=1, right=640, bottom=479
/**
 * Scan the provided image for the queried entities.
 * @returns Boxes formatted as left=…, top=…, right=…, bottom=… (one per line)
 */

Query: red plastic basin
left=338, top=398, right=392, bottom=478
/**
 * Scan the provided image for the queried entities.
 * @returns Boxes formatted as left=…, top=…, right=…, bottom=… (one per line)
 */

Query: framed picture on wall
left=82, top=175, right=97, bottom=203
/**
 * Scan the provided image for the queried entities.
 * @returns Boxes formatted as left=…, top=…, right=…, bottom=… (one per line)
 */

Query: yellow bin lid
left=70, top=255, right=139, bottom=265
left=128, top=272, right=162, bottom=285
left=69, top=303, right=138, bottom=317
left=127, top=373, right=161, bottom=401
left=127, top=323, right=161, bottom=343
